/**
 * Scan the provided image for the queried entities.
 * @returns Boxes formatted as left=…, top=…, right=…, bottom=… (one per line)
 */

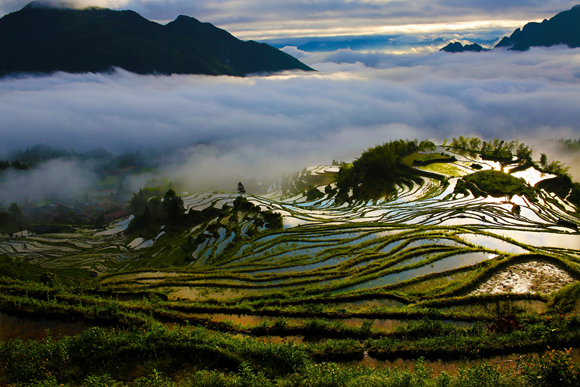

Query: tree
left=516, top=144, right=533, bottom=162
left=8, top=203, right=23, bottom=224
left=129, top=189, right=147, bottom=215
left=545, top=161, right=569, bottom=176
left=162, top=189, right=185, bottom=225
left=468, top=137, right=482, bottom=152
left=10, top=159, right=28, bottom=170
left=8, top=203, right=24, bottom=236
left=93, top=212, right=104, bottom=229
left=540, top=153, right=548, bottom=169
left=237, top=182, right=246, bottom=196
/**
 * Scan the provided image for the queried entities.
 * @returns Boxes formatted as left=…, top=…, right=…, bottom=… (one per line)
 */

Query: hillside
left=495, top=4, right=580, bottom=50
left=0, top=2, right=314, bottom=77
left=0, top=138, right=580, bottom=385
left=440, top=42, right=486, bottom=53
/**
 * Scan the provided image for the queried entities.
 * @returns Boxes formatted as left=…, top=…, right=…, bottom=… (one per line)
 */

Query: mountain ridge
left=440, top=42, right=486, bottom=53
left=440, top=5, right=580, bottom=53
left=0, top=2, right=314, bottom=77
left=495, top=5, right=580, bottom=50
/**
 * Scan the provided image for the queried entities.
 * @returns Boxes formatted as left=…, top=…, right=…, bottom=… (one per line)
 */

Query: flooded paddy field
left=1, top=154, right=579, bottom=385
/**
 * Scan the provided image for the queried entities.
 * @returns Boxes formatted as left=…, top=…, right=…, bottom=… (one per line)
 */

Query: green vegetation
left=337, top=139, right=435, bottom=200
left=455, top=170, right=536, bottom=199
left=0, top=302, right=578, bottom=386
left=402, top=152, right=456, bottom=166
left=420, top=163, right=465, bottom=177
left=1, top=320, right=579, bottom=386
left=0, top=159, right=28, bottom=171
left=547, top=282, right=580, bottom=314
left=0, top=202, right=27, bottom=235
left=537, top=175, right=580, bottom=208
left=306, top=185, right=325, bottom=201
left=1, top=138, right=580, bottom=386
left=449, top=136, right=521, bottom=161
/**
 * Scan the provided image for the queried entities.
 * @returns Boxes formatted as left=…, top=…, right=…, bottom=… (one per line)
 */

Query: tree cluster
left=0, top=159, right=29, bottom=171
left=3, top=143, right=161, bottom=178
left=336, top=139, right=435, bottom=200
left=128, top=188, right=187, bottom=238
left=449, top=136, right=532, bottom=161
left=0, top=203, right=26, bottom=235
left=305, top=185, right=324, bottom=201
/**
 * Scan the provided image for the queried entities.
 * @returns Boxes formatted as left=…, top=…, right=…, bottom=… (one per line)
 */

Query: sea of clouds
left=1, top=45, right=580, bottom=202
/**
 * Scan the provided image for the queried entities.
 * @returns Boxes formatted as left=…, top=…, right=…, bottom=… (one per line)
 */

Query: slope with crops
left=0, top=138, right=579, bottom=386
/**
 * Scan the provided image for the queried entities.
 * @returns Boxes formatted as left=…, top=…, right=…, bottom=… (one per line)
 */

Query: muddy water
left=168, top=287, right=258, bottom=301
left=185, top=313, right=469, bottom=331
left=187, top=313, right=406, bottom=329
left=188, top=313, right=407, bottom=329
left=0, top=312, right=89, bottom=341
left=332, top=299, right=406, bottom=310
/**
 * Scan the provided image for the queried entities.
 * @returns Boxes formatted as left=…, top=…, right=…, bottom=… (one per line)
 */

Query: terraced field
left=1, top=146, right=579, bottom=385
left=97, top=151, right=579, bottom=307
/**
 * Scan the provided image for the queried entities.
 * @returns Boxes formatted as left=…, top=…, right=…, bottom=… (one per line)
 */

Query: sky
left=1, top=0, right=580, bottom=201
left=1, top=0, right=579, bottom=41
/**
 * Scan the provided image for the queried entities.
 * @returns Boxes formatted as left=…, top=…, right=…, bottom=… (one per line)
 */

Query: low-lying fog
left=1, top=46, right=580, bottom=204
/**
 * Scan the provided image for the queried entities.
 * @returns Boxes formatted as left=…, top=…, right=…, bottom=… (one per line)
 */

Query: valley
left=0, top=139, right=579, bottom=386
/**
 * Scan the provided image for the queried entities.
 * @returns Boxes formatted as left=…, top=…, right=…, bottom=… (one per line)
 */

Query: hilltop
left=440, top=42, right=486, bottom=53
left=440, top=5, right=580, bottom=53
left=0, top=2, right=314, bottom=77
left=496, top=4, right=580, bottom=50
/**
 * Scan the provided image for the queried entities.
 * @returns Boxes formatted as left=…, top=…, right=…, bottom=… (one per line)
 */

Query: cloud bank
left=2, top=46, right=580, bottom=195
left=0, top=159, right=97, bottom=204
left=2, top=46, right=580, bottom=151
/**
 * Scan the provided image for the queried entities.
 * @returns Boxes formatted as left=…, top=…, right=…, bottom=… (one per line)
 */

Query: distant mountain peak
left=440, top=5, right=580, bottom=54
left=0, top=4, right=314, bottom=77
left=23, top=1, right=74, bottom=10
left=494, top=4, right=580, bottom=50
left=440, top=42, right=486, bottom=53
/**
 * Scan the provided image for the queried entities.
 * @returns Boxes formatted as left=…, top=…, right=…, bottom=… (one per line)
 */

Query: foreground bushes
left=2, top=323, right=579, bottom=387
left=0, top=324, right=307, bottom=385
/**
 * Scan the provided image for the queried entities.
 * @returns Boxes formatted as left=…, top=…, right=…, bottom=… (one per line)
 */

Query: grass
left=420, top=163, right=466, bottom=177
left=0, top=323, right=578, bottom=386
left=457, top=170, right=537, bottom=200
left=402, top=152, right=455, bottom=166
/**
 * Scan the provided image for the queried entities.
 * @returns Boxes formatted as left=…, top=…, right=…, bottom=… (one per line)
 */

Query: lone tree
left=8, top=203, right=25, bottom=236
left=163, top=189, right=185, bottom=225
left=237, top=182, right=246, bottom=196
left=540, top=153, right=548, bottom=169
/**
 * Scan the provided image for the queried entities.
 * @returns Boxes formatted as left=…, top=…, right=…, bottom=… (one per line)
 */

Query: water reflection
left=487, top=229, right=580, bottom=250
left=341, top=252, right=493, bottom=293
left=456, top=233, right=528, bottom=254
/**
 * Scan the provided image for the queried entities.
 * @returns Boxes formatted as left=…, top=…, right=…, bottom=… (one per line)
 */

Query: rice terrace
left=1, top=137, right=580, bottom=386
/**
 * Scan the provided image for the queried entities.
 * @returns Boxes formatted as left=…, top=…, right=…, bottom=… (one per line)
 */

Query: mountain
left=495, top=5, right=580, bottom=50
left=0, top=2, right=314, bottom=77
left=440, top=42, right=486, bottom=53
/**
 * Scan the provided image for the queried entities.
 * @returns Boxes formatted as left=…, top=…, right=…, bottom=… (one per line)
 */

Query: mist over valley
left=1, top=2, right=580, bottom=386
